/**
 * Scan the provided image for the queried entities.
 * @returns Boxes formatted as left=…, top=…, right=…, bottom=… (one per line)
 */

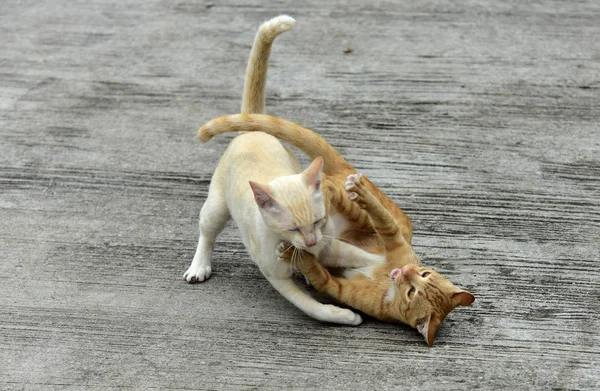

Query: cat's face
left=250, top=157, right=327, bottom=250
left=389, top=264, right=474, bottom=346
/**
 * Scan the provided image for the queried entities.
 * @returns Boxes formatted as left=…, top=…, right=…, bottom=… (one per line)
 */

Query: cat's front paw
left=323, top=305, right=363, bottom=326
left=183, top=264, right=212, bottom=283
left=276, top=241, right=294, bottom=263
left=344, top=173, right=367, bottom=208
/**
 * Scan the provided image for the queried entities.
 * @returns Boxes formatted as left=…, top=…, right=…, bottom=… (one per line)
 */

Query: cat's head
left=388, top=264, right=474, bottom=346
left=249, top=157, right=327, bottom=250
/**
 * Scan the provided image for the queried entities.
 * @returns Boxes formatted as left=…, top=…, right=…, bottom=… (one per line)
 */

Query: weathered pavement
left=1, top=1, right=598, bottom=389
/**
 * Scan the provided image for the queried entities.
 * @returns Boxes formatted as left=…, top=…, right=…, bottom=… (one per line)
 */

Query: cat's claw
left=183, top=265, right=212, bottom=283
left=345, top=173, right=367, bottom=207
left=344, top=173, right=364, bottom=191
left=276, top=241, right=294, bottom=263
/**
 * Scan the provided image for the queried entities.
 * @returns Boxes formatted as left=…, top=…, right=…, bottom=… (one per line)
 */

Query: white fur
left=385, top=285, right=398, bottom=303
left=185, top=132, right=362, bottom=325
left=259, top=15, right=296, bottom=40
left=187, top=16, right=371, bottom=325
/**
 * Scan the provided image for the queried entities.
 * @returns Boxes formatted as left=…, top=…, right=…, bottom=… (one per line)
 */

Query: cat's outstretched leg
left=184, top=182, right=230, bottom=283
left=267, top=276, right=362, bottom=325
left=277, top=242, right=373, bottom=315
left=265, top=245, right=362, bottom=326
left=345, top=173, right=408, bottom=254
left=278, top=242, right=338, bottom=293
left=311, top=178, right=384, bottom=268
left=323, top=179, right=372, bottom=231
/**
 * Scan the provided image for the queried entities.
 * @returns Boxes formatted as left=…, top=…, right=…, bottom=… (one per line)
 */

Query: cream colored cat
left=184, top=16, right=381, bottom=325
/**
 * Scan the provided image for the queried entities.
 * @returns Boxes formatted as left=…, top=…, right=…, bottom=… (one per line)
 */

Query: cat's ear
left=452, top=290, right=475, bottom=307
left=302, top=156, right=324, bottom=190
left=249, top=181, right=278, bottom=210
left=417, top=315, right=442, bottom=347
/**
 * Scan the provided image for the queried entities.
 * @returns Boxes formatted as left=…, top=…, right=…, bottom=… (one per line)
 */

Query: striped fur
left=199, top=115, right=474, bottom=347
left=279, top=174, right=474, bottom=346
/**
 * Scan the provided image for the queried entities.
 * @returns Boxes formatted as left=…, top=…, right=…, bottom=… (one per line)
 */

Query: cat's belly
left=328, top=211, right=351, bottom=239
left=342, top=266, right=376, bottom=280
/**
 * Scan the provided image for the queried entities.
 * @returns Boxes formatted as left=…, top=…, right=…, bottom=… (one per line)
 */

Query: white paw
left=275, top=242, right=286, bottom=258
left=324, top=305, right=363, bottom=326
left=183, top=264, right=212, bottom=283
left=276, top=241, right=293, bottom=262
left=344, top=173, right=363, bottom=191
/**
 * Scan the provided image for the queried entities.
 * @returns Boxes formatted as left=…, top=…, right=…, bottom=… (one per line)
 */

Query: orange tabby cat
left=198, top=114, right=475, bottom=345
left=277, top=173, right=474, bottom=346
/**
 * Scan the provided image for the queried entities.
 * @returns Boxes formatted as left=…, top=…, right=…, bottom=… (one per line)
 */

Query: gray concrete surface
left=1, top=0, right=599, bottom=389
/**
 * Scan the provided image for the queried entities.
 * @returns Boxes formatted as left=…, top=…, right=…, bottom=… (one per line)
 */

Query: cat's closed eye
left=421, top=271, right=431, bottom=278
left=288, top=227, right=300, bottom=232
left=313, top=218, right=324, bottom=227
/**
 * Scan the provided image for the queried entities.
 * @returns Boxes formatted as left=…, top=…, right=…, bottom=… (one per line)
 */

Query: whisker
left=280, top=244, right=295, bottom=257
left=291, top=247, right=299, bottom=271
left=270, top=252, right=277, bottom=275
left=272, top=243, right=289, bottom=274
left=321, top=240, right=333, bottom=254
left=322, top=234, right=353, bottom=246
left=320, top=236, right=336, bottom=251
left=320, top=235, right=339, bottom=263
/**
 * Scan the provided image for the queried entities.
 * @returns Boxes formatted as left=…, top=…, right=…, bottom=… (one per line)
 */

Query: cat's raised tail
left=241, top=15, right=296, bottom=114
left=198, top=114, right=354, bottom=177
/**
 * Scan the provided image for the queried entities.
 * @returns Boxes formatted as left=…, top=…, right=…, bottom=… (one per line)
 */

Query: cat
left=184, top=16, right=379, bottom=325
left=196, top=115, right=475, bottom=345
left=276, top=173, right=474, bottom=346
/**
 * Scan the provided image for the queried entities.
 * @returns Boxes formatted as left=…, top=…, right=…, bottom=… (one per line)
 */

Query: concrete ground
left=1, top=0, right=598, bottom=389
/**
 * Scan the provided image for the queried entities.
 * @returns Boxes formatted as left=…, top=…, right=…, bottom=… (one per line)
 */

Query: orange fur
left=199, top=114, right=475, bottom=345
left=279, top=174, right=474, bottom=346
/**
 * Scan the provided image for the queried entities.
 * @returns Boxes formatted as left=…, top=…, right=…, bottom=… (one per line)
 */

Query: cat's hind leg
left=184, top=182, right=230, bottom=283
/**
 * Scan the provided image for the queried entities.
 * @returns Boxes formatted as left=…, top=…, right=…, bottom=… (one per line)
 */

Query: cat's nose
left=401, top=265, right=417, bottom=279
left=305, top=234, right=317, bottom=247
